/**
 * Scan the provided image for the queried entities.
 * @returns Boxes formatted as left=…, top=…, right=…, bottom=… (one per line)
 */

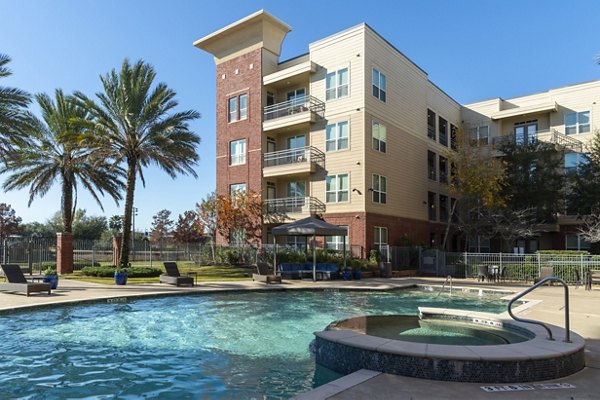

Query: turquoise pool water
left=0, top=289, right=509, bottom=399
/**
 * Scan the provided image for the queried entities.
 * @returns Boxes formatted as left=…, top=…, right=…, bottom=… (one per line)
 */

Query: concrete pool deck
left=0, top=277, right=598, bottom=399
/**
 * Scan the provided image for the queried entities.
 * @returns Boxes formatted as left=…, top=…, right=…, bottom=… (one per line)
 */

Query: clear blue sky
left=1, top=0, right=599, bottom=231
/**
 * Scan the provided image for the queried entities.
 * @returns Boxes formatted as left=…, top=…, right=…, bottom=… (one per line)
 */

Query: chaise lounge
left=160, top=262, right=195, bottom=287
left=252, top=262, right=282, bottom=284
left=0, top=264, right=51, bottom=296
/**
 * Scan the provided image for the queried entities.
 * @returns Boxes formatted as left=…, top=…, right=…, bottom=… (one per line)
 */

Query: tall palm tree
left=76, top=59, right=201, bottom=267
left=1, top=89, right=124, bottom=233
left=0, top=54, right=31, bottom=162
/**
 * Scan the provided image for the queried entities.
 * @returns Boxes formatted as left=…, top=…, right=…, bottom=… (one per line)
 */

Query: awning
left=491, top=102, right=558, bottom=120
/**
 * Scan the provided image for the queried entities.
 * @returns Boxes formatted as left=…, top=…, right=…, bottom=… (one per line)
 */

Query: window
left=286, top=235, right=306, bottom=250
left=326, top=173, right=349, bottom=203
left=514, top=121, right=537, bottom=144
left=287, top=181, right=306, bottom=197
left=438, top=117, right=448, bottom=146
left=372, top=68, right=387, bottom=102
left=427, top=109, right=436, bottom=140
left=450, top=124, right=458, bottom=150
left=470, top=125, right=489, bottom=146
left=566, top=234, right=591, bottom=251
left=372, top=174, right=387, bottom=204
left=266, top=92, right=275, bottom=107
left=372, top=121, right=387, bottom=153
left=228, top=97, right=237, bottom=122
left=239, top=94, right=248, bottom=120
left=326, top=68, right=349, bottom=100
left=439, top=195, right=448, bottom=222
left=439, top=156, right=448, bottom=183
left=326, top=226, right=349, bottom=250
left=565, top=152, right=588, bottom=174
left=230, top=183, right=246, bottom=197
left=428, top=191, right=436, bottom=221
left=565, top=111, right=590, bottom=135
left=230, top=228, right=245, bottom=246
left=374, top=226, right=388, bottom=245
left=229, top=139, right=246, bottom=165
left=427, top=151, right=436, bottom=181
left=326, top=121, right=349, bottom=151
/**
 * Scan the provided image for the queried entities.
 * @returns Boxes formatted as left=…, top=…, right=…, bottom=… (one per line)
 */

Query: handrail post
left=507, top=276, right=570, bottom=342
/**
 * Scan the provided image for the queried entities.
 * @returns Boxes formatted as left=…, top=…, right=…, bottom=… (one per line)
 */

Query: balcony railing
left=263, top=146, right=325, bottom=169
left=263, top=95, right=325, bottom=121
left=491, top=129, right=583, bottom=151
left=264, top=196, right=326, bottom=215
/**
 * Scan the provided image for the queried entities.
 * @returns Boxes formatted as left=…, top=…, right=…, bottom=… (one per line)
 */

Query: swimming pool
left=0, top=289, right=510, bottom=399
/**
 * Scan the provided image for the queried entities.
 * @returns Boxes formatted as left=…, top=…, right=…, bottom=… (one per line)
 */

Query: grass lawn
left=62, top=262, right=254, bottom=285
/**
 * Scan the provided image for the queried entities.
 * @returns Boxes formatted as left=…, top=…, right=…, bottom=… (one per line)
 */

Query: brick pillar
left=56, top=232, right=73, bottom=274
left=112, top=236, right=123, bottom=266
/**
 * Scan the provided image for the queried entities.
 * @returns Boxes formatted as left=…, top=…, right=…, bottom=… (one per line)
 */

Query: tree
left=173, top=210, right=203, bottom=244
left=76, top=59, right=201, bottom=267
left=0, top=54, right=31, bottom=162
left=108, top=215, right=123, bottom=236
left=0, top=203, right=22, bottom=239
left=442, top=128, right=507, bottom=250
left=1, top=90, right=124, bottom=234
left=500, top=140, right=565, bottom=222
left=196, top=192, right=217, bottom=261
left=568, top=130, right=600, bottom=216
left=216, top=190, right=263, bottom=246
left=488, top=207, right=540, bottom=251
left=150, top=209, right=173, bottom=243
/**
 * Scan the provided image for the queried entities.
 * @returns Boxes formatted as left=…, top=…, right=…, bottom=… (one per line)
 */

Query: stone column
left=56, top=232, right=73, bottom=274
left=112, top=236, right=123, bottom=266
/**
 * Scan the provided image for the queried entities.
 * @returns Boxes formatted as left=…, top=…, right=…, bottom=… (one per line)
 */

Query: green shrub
left=536, top=250, right=590, bottom=255
left=81, top=266, right=162, bottom=278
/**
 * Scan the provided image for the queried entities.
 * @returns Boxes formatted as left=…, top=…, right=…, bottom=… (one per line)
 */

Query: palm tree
left=76, top=59, right=201, bottom=267
left=0, top=54, right=31, bottom=161
left=0, top=89, right=124, bottom=233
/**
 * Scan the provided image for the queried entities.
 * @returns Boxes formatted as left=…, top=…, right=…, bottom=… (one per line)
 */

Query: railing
left=263, top=95, right=325, bottom=121
left=263, top=196, right=326, bottom=215
left=263, top=146, right=325, bottom=169
left=491, top=129, right=583, bottom=151
left=507, top=276, right=570, bottom=342
left=436, top=275, right=453, bottom=297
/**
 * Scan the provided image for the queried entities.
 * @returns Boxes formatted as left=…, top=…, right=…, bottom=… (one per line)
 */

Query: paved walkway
left=1, top=277, right=599, bottom=399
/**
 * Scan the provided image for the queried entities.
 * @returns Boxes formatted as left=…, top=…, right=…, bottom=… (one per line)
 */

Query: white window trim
left=326, top=173, right=350, bottom=204
left=470, top=125, right=489, bottom=146
left=372, top=67, right=387, bottom=102
left=228, top=97, right=237, bottom=123
left=230, top=183, right=247, bottom=198
left=438, top=116, right=448, bottom=146
left=326, top=121, right=350, bottom=152
left=229, top=139, right=246, bottom=166
left=374, top=226, right=388, bottom=245
left=326, top=226, right=349, bottom=250
left=372, top=120, right=387, bottom=153
left=427, top=108, right=436, bottom=141
left=326, top=67, right=350, bottom=101
left=239, top=94, right=248, bottom=121
left=372, top=173, right=387, bottom=204
left=565, top=111, right=591, bottom=135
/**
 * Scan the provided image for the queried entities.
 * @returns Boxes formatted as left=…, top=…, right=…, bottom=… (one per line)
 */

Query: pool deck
left=1, top=277, right=599, bottom=399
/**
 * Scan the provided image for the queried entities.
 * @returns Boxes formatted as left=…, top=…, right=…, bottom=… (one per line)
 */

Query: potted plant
left=42, top=267, right=59, bottom=289
left=114, top=265, right=128, bottom=285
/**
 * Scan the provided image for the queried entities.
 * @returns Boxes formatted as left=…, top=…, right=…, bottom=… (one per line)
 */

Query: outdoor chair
left=252, top=262, right=282, bottom=284
left=477, top=265, right=491, bottom=282
left=0, top=264, right=51, bottom=296
left=160, top=262, right=195, bottom=287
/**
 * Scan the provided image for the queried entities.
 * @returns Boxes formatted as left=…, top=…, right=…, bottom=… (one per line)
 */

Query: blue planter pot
left=353, top=270, right=362, bottom=280
left=43, top=275, right=59, bottom=289
left=114, top=272, right=128, bottom=285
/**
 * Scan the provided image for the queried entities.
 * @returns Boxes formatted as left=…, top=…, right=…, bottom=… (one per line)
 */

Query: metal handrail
left=507, top=276, right=570, bottom=342
left=263, top=196, right=326, bottom=215
left=436, top=275, right=453, bottom=297
left=263, top=95, right=325, bottom=121
left=263, top=146, right=325, bottom=168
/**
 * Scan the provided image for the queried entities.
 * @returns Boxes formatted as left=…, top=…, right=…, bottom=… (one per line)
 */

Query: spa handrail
left=436, top=275, right=453, bottom=297
left=507, top=276, right=570, bottom=342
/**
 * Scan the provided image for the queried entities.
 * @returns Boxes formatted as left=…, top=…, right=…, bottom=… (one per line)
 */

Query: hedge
left=81, top=266, right=163, bottom=278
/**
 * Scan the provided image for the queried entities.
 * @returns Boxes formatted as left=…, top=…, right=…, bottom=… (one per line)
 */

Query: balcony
left=264, top=196, right=325, bottom=217
left=491, top=129, right=583, bottom=151
left=263, top=95, right=325, bottom=132
left=263, top=146, right=324, bottom=178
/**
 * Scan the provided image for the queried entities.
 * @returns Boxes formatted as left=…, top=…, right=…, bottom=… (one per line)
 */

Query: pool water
left=0, top=289, right=510, bottom=399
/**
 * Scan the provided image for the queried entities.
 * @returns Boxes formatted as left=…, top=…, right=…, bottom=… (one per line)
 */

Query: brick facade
left=215, top=49, right=264, bottom=244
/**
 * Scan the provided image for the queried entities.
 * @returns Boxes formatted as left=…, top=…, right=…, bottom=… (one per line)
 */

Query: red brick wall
left=215, top=49, right=264, bottom=244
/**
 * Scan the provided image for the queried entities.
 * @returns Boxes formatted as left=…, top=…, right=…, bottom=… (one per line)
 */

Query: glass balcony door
left=515, top=122, right=538, bottom=145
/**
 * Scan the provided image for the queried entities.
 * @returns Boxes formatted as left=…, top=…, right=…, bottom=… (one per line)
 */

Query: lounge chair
left=160, top=262, right=195, bottom=287
left=252, top=262, right=282, bottom=284
left=0, top=264, right=51, bottom=296
left=477, top=265, right=491, bottom=282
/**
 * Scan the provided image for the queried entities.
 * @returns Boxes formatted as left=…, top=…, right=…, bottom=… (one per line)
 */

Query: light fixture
left=368, top=188, right=374, bottom=192
left=352, top=188, right=362, bottom=195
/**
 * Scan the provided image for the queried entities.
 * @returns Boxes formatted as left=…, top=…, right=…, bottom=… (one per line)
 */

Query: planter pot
left=342, top=269, right=352, bottom=281
left=114, top=271, right=128, bottom=285
left=353, top=270, right=362, bottom=280
left=43, top=275, right=59, bottom=289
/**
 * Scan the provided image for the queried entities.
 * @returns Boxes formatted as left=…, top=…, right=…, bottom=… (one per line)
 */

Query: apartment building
left=195, top=10, right=598, bottom=254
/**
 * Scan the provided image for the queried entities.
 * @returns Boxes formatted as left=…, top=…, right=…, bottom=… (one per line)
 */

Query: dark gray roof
left=271, top=217, right=347, bottom=236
